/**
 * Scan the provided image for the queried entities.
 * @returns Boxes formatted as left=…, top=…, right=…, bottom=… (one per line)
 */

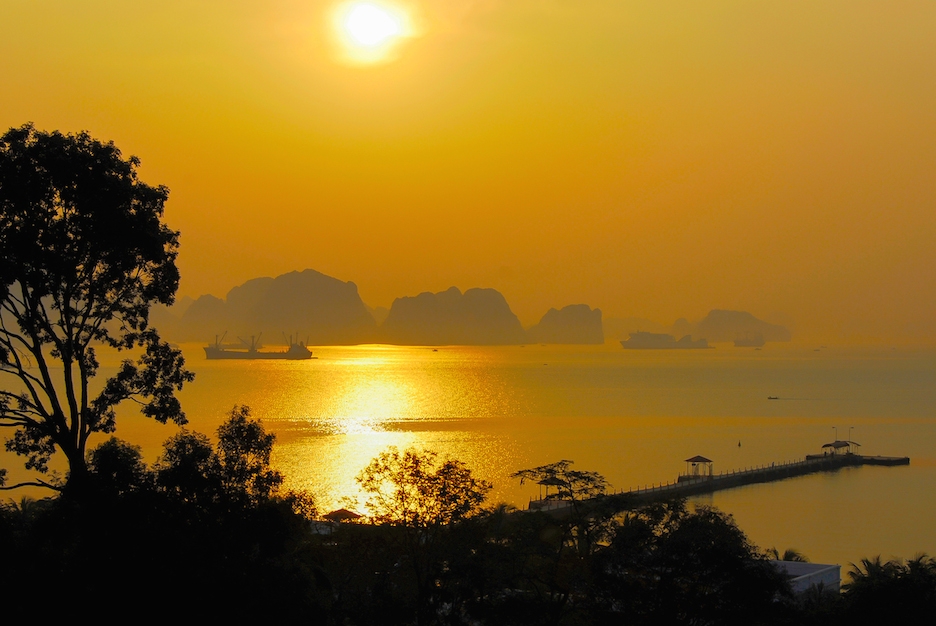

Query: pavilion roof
left=685, top=455, right=713, bottom=463
left=324, top=508, right=362, bottom=521
left=537, top=476, right=566, bottom=486
left=821, top=440, right=860, bottom=449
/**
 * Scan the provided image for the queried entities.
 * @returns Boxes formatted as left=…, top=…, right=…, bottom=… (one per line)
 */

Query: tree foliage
left=357, top=446, right=491, bottom=528
left=841, top=554, right=936, bottom=624
left=512, top=459, right=612, bottom=557
left=592, top=500, right=792, bottom=625
left=215, top=405, right=283, bottom=504
left=768, top=546, right=809, bottom=562
left=155, top=429, right=218, bottom=505
left=356, top=446, right=492, bottom=625
left=512, top=459, right=608, bottom=504
left=0, top=123, right=192, bottom=492
left=3, top=407, right=322, bottom=622
left=153, top=405, right=288, bottom=511
left=86, top=436, right=151, bottom=496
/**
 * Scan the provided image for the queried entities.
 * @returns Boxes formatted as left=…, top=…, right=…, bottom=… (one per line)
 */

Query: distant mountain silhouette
left=381, top=286, right=526, bottom=345
left=150, top=268, right=790, bottom=349
left=694, top=309, right=791, bottom=343
left=527, top=305, right=604, bottom=344
left=163, top=270, right=378, bottom=345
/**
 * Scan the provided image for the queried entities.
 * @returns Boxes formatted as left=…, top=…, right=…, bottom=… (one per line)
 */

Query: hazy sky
left=3, top=1, right=934, bottom=342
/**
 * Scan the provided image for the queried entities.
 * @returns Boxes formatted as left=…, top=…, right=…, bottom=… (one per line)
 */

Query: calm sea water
left=6, top=343, right=935, bottom=568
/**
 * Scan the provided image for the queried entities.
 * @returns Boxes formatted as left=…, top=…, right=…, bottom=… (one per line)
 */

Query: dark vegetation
left=4, top=431, right=935, bottom=624
left=1, top=407, right=323, bottom=621
left=3, top=125, right=933, bottom=624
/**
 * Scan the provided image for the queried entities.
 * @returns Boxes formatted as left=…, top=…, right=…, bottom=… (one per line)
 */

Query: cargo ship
left=204, top=333, right=314, bottom=360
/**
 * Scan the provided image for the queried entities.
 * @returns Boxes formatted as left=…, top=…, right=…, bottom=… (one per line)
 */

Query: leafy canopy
left=154, top=405, right=284, bottom=508
left=511, top=459, right=608, bottom=503
left=85, top=405, right=298, bottom=514
left=0, top=123, right=192, bottom=490
left=357, top=446, right=492, bottom=527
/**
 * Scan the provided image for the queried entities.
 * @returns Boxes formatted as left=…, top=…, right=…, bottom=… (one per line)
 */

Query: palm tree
left=843, top=554, right=936, bottom=622
left=767, top=546, right=809, bottom=562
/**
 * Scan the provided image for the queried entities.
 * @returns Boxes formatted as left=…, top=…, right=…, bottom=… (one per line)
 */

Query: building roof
left=770, top=561, right=841, bottom=579
left=684, top=455, right=713, bottom=463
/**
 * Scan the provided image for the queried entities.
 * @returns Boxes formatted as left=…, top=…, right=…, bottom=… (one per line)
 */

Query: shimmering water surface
left=10, top=343, right=936, bottom=567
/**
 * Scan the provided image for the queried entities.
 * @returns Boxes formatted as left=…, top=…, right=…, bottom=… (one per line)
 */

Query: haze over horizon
left=3, top=1, right=934, bottom=344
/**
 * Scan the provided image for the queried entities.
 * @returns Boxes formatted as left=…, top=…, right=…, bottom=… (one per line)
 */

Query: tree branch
left=16, top=284, right=67, bottom=429
left=0, top=351, right=49, bottom=390
left=0, top=405, right=45, bottom=426
left=0, top=322, right=54, bottom=414
left=0, top=480, right=62, bottom=492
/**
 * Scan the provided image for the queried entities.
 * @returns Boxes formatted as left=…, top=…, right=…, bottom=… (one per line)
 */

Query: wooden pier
left=527, top=453, right=910, bottom=514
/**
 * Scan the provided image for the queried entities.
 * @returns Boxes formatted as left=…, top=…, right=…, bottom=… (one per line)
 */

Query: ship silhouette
left=204, top=332, right=314, bottom=360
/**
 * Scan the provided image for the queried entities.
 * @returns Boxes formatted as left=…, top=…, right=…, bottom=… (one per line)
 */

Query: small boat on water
left=767, top=396, right=778, bottom=400
left=204, top=333, right=315, bottom=360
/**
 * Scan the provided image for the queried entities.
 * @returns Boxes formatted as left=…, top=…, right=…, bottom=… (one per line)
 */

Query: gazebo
left=323, top=508, right=362, bottom=523
left=537, top=475, right=567, bottom=499
left=821, top=440, right=860, bottom=456
left=684, top=455, right=714, bottom=479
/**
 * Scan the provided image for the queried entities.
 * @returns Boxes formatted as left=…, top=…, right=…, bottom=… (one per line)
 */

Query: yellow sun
left=334, top=2, right=411, bottom=65
left=345, top=3, right=401, bottom=47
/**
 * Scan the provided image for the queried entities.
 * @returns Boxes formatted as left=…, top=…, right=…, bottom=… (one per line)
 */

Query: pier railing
left=526, top=453, right=908, bottom=511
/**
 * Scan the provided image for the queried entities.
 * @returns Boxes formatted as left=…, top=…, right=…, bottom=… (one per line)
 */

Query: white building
left=769, top=560, right=841, bottom=595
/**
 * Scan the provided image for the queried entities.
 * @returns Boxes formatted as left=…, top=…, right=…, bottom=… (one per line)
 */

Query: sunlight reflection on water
left=163, top=345, right=537, bottom=509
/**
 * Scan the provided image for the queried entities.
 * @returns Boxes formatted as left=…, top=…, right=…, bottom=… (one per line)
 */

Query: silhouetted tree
left=460, top=503, right=596, bottom=625
left=154, top=405, right=288, bottom=512
left=0, top=123, right=192, bottom=494
left=512, top=459, right=612, bottom=557
left=215, top=405, right=283, bottom=505
left=2, top=407, right=323, bottom=622
left=155, top=428, right=219, bottom=507
left=768, top=546, right=809, bottom=562
left=592, top=500, right=792, bottom=625
left=841, top=554, right=936, bottom=624
left=358, top=446, right=491, bottom=528
left=86, top=436, right=151, bottom=497
left=356, top=446, right=492, bottom=624
left=513, top=459, right=609, bottom=505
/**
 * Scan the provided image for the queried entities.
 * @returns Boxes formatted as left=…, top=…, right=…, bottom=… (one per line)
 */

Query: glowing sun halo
left=344, top=3, right=402, bottom=47
left=334, top=2, right=410, bottom=64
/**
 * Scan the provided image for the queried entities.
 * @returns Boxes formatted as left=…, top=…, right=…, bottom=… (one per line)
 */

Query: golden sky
left=2, top=1, right=935, bottom=342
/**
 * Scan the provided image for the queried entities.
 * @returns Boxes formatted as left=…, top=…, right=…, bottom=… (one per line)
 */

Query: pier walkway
left=527, top=453, right=909, bottom=513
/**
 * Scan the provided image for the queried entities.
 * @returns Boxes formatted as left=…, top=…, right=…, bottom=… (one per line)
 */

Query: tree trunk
left=63, top=446, right=90, bottom=497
